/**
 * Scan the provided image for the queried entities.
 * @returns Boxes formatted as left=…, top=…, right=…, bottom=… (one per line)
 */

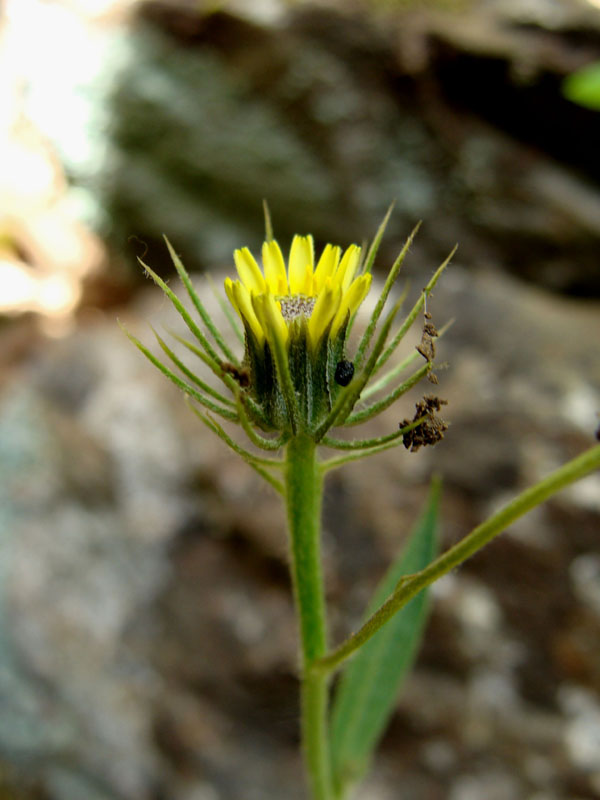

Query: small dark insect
left=334, top=360, right=354, bottom=387
left=222, top=362, right=251, bottom=388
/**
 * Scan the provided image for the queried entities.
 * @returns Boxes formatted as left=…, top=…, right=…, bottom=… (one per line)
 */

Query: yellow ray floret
left=252, top=292, right=289, bottom=348
left=313, top=244, right=341, bottom=292
left=233, top=248, right=266, bottom=295
left=226, top=235, right=371, bottom=347
left=331, top=274, right=372, bottom=337
left=336, top=244, right=361, bottom=292
left=308, top=279, right=342, bottom=348
left=225, top=277, right=264, bottom=344
left=288, top=235, right=314, bottom=295
left=262, top=240, right=288, bottom=295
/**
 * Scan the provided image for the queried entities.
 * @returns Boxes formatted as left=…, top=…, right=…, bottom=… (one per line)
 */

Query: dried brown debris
left=416, top=311, right=438, bottom=363
left=221, top=361, right=251, bottom=387
left=417, top=311, right=440, bottom=384
left=400, top=395, right=448, bottom=452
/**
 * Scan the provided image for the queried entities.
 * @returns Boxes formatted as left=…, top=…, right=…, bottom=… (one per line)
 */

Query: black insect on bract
left=334, top=360, right=354, bottom=387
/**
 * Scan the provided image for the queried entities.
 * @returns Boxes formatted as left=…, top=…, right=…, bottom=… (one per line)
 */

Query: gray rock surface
left=63, top=1, right=600, bottom=296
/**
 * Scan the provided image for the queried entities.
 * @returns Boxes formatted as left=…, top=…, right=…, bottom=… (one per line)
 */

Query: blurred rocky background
left=1, top=0, right=599, bottom=799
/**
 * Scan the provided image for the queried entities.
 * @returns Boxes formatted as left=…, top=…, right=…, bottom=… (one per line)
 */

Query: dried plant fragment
left=401, top=395, right=448, bottom=452
left=222, top=361, right=251, bottom=388
left=417, top=311, right=440, bottom=384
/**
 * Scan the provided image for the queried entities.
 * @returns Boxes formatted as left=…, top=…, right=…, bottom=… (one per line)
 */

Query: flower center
left=278, top=294, right=316, bottom=322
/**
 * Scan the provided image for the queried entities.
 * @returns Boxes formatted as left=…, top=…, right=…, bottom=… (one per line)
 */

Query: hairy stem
left=286, top=435, right=333, bottom=800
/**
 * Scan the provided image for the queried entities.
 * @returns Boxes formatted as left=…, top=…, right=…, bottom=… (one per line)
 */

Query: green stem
left=313, top=442, right=600, bottom=677
left=285, top=435, right=333, bottom=800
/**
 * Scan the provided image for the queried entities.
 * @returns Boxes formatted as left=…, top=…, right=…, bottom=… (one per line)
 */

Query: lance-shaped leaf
left=330, top=480, right=440, bottom=797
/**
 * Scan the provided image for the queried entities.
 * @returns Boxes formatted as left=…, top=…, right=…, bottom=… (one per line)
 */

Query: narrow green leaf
left=119, top=322, right=238, bottom=423
left=186, top=400, right=284, bottom=468
left=364, top=318, right=453, bottom=400
left=345, top=361, right=430, bottom=427
left=153, top=329, right=235, bottom=407
left=361, top=201, right=395, bottom=276
left=330, top=480, right=441, bottom=796
left=354, top=223, right=421, bottom=371
left=320, top=416, right=428, bottom=454
left=163, top=236, right=238, bottom=363
left=371, top=247, right=456, bottom=377
left=165, top=329, right=271, bottom=429
left=185, top=401, right=286, bottom=495
left=319, top=438, right=406, bottom=472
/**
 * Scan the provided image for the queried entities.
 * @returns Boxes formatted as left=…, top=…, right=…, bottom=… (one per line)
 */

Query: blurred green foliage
left=563, top=62, right=600, bottom=111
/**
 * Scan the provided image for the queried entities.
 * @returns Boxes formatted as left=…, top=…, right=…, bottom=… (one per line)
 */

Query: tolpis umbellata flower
left=123, top=207, right=455, bottom=473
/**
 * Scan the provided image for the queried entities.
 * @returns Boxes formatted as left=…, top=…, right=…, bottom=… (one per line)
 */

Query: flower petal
left=302, top=263, right=314, bottom=296
left=262, top=240, right=288, bottom=294
left=231, top=280, right=265, bottom=343
left=252, top=292, right=288, bottom=348
left=288, top=235, right=314, bottom=294
left=234, top=247, right=266, bottom=294
left=331, top=274, right=372, bottom=337
left=308, top=278, right=341, bottom=348
left=313, top=244, right=341, bottom=293
left=224, top=277, right=237, bottom=310
left=335, top=244, right=361, bottom=292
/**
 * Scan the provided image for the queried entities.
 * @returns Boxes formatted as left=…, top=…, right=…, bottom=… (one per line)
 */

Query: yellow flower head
left=128, top=212, right=450, bottom=442
left=224, top=235, right=372, bottom=349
